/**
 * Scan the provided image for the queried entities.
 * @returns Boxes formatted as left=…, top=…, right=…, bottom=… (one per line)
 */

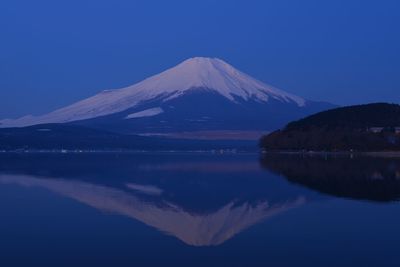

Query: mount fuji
left=0, top=57, right=334, bottom=136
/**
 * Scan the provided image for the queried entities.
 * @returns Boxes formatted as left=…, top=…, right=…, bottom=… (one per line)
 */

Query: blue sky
left=1, top=0, right=399, bottom=118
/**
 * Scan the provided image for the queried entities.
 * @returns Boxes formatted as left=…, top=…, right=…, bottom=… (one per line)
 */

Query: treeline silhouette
left=260, top=103, right=400, bottom=151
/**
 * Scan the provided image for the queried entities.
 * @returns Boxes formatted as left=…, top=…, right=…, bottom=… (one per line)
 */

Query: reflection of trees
left=260, top=154, right=400, bottom=202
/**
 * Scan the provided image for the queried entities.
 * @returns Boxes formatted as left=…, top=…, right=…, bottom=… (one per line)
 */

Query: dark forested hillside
left=285, top=103, right=400, bottom=130
left=260, top=103, right=400, bottom=151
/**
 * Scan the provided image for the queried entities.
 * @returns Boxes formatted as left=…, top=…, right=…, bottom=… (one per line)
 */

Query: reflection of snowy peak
left=0, top=174, right=306, bottom=246
left=0, top=57, right=334, bottom=132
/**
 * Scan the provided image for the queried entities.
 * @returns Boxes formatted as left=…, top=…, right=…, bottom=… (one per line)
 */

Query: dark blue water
left=0, top=153, right=399, bottom=267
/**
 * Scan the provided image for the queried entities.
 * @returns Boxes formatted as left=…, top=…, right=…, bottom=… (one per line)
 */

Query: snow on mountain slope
left=0, top=57, right=307, bottom=128
left=125, top=107, right=163, bottom=119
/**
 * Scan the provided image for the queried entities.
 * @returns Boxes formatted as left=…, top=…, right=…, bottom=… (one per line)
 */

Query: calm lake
left=0, top=153, right=399, bottom=267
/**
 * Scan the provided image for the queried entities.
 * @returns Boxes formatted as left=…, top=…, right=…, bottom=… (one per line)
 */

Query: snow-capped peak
left=0, top=57, right=306, bottom=128
left=128, top=57, right=305, bottom=104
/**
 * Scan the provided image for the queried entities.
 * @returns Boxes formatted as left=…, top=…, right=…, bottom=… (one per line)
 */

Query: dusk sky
left=1, top=0, right=399, bottom=118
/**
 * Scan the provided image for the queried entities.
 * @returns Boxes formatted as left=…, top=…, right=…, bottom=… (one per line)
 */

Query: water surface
left=0, top=153, right=399, bottom=267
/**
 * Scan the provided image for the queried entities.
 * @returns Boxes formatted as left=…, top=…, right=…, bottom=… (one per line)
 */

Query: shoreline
left=0, top=149, right=258, bottom=155
left=261, top=150, right=400, bottom=158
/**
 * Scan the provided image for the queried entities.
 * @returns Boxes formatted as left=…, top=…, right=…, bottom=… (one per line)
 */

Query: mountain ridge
left=0, top=57, right=335, bottom=133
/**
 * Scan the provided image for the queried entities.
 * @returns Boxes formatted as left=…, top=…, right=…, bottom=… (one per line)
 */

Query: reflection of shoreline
left=138, top=161, right=261, bottom=173
left=0, top=174, right=306, bottom=246
left=262, top=151, right=400, bottom=158
left=364, top=152, right=400, bottom=158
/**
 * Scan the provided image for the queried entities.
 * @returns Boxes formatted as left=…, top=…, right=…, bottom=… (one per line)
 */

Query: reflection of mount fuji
left=0, top=154, right=310, bottom=246
left=0, top=175, right=305, bottom=246
left=2, top=153, right=399, bottom=247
